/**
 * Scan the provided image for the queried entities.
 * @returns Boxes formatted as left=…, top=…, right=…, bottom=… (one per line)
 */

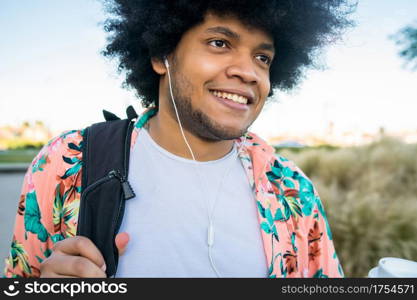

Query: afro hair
left=102, top=0, right=355, bottom=107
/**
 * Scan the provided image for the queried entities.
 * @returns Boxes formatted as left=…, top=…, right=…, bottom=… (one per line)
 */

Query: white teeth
left=211, top=90, right=248, bottom=104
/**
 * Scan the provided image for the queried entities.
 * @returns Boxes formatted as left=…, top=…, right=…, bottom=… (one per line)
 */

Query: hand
left=40, top=232, right=130, bottom=278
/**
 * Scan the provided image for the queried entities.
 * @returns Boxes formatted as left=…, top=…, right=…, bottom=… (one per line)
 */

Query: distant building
left=268, top=126, right=417, bottom=148
left=0, top=121, right=53, bottom=150
left=272, top=141, right=306, bottom=148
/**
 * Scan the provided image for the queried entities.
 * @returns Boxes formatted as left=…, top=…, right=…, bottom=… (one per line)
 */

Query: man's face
left=164, top=13, right=274, bottom=141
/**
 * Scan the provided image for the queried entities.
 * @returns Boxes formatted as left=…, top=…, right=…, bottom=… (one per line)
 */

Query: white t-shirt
left=116, top=128, right=267, bottom=277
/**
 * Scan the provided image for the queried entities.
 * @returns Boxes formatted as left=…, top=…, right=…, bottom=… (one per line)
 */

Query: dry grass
left=277, top=137, right=417, bottom=277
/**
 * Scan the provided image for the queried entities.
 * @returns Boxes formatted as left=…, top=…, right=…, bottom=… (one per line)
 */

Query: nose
left=225, top=54, right=260, bottom=84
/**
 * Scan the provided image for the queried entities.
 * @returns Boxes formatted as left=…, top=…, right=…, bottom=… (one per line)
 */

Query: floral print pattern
left=4, top=108, right=343, bottom=278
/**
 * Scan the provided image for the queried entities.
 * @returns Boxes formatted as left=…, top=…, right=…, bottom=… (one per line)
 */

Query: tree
left=392, top=21, right=417, bottom=70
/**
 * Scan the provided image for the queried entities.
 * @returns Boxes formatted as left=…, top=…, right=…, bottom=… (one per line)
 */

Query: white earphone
left=163, top=56, right=223, bottom=277
left=162, top=55, right=248, bottom=278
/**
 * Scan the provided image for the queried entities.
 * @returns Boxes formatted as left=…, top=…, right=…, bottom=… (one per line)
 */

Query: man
left=4, top=0, right=352, bottom=278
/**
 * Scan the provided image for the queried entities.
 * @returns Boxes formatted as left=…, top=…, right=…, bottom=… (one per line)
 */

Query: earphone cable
left=165, top=58, right=248, bottom=278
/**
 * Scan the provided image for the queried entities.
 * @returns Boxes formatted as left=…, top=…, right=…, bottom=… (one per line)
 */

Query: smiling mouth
left=209, top=90, right=250, bottom=105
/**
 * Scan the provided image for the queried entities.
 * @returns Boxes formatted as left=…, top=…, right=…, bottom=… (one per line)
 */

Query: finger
left=42, top=254, right=106, bottom=278
left=115, top=232, right=130, bottom=256
left=53, top=236, right=106, bottom=271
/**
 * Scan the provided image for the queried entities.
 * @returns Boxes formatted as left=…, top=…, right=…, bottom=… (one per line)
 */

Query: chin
left=196, top=124, right=248, bottom=141
left=186, top=105, right=251, bottom=141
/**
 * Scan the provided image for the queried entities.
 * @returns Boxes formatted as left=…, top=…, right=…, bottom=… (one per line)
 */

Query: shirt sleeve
left=306, top=186, right=344, bottom=278
left=3, top=130, right=83, bottom=278
left=272, top=153, right=344, bottom=278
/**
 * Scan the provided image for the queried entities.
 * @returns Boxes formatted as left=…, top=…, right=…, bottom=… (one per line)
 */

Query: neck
left=146, top=109, right=234, bottom=162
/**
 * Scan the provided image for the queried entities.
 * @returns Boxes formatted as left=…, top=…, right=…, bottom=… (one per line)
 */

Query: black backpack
left=76, top=106, right=138, bottom=277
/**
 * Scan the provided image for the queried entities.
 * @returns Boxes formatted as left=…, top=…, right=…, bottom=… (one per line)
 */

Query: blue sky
left=1, top=0, right=417, bottom=139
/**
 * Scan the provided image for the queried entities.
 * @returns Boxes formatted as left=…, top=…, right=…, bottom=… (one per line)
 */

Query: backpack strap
left=77, top=106, right=137, bottom=277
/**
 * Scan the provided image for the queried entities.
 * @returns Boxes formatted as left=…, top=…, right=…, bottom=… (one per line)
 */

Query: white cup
left=368, top=257, right=417, bottom=278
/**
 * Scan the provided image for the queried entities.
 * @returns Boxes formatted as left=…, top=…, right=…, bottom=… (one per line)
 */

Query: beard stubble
left=167, top=65, right=249, bottom=142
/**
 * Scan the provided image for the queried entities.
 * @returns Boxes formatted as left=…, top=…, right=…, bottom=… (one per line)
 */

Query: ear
left=151, top=57, right=167, bottom=75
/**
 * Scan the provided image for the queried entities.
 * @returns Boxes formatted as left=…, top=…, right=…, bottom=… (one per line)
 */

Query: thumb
left=115, top=232, right=130, bottom=256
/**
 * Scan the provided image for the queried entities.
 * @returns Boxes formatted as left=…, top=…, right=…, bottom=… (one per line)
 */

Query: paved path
left=0, top=171, right=26, bottom=276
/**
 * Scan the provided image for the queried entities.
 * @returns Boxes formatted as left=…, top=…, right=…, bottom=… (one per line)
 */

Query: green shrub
left=277, top=137, right=417, bottom=277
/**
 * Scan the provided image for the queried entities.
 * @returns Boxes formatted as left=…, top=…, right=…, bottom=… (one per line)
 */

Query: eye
left=209, top=39, right=228, bottom=48
left=255, top=54, right=272, bottom=65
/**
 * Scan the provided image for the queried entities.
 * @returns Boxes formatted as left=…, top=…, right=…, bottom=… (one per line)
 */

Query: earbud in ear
left=164, top=57, right=169, bottom=68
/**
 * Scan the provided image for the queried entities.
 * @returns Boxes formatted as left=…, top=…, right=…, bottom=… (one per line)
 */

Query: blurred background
left=1, top=0, right=417, bottom=277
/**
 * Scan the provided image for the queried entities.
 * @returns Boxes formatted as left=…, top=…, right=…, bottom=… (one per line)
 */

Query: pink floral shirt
left=4, top=108, right=343, bottom=278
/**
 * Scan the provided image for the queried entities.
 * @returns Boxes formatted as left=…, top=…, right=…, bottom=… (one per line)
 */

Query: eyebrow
left=205, top=26, right=275, bottom=53
left=258, top=42, right=275, bottom=53
left=205, top=26, right=240, bottom=39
